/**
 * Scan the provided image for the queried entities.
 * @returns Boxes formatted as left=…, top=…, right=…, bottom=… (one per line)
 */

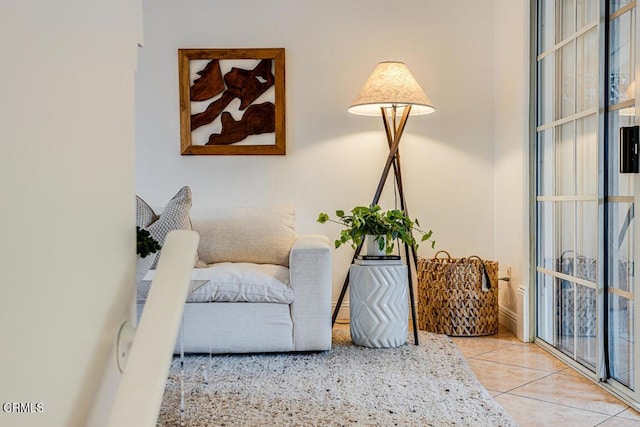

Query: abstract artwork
left=178, top=48, right=285, bottom=155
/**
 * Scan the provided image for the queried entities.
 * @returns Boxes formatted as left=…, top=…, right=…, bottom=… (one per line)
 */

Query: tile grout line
left=469, top=353, right=563, bottom=376
left=467, top=354, right=628, bottom=417
left=611, top=405, right=633, bottom=416
left=475, top=359, right=567, bottom=374
left=592, top=415, right=616, bottom=426
left=479, top=355, right=632, bottom=416
left=606, top=405, right=634, bottom=419
left=496, top=371, right=556, bottom=394
left=476, top=359, right=630, bottom=417
left=461, top=330, right=640, bottom=423
left=501, top=390, right=626, bottom=418
left=455, top=344, right=516, bottom=359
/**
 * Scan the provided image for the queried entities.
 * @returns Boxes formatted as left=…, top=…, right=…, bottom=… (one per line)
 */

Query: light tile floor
left=450, top=325, right=640, bottom=426
left=335, top=321, right=640, bottom=426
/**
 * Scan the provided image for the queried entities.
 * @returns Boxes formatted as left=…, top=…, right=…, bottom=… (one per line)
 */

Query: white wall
left=0, top=2, right=142, bottom=426
left=136, top=0, right=498, bottom=314
left=493, top=0, right=530, bottom=340
left=0, top=1, right=529, bottom=425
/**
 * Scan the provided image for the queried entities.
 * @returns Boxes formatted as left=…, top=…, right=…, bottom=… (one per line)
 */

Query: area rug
left=158, top=330, right=516, bottom=426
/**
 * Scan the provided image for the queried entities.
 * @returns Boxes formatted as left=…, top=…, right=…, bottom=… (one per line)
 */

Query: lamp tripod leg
left=330, top=157, right=395, bottom=325
left=330, top=145, right=396, bottom=326
left=331, top=111, right=401, bottom=326
left=392, top=149, right=420, bottom=344
left=405, top=242, right=420, bottom=344
left=331, top=242, right=363, bottom=326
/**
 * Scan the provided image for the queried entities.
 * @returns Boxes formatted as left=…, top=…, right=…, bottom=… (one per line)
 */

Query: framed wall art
left=178, top=48, right=285, bottom=155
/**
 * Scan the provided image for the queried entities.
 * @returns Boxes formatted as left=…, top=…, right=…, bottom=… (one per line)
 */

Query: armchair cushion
left=143, top=263, right=293, bottom=304
left=188, top=263, right=292, bottom=304
left=191, top=204, right=295, bottom=267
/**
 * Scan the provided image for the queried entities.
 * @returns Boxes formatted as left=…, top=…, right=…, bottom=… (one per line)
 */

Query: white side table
left=349, top=264, right=408, bottom=348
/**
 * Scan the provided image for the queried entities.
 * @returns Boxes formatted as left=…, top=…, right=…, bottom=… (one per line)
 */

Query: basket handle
left=559, top=250, right=575, bottom=260
left=432, top=250, right=452, bottom=259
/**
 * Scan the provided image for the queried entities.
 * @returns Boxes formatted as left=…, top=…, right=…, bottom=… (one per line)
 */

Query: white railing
left=108, top=230, right=199, bottom=427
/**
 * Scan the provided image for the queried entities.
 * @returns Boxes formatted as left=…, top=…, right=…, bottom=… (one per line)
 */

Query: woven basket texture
left=417, top=252, right=498, bottom=336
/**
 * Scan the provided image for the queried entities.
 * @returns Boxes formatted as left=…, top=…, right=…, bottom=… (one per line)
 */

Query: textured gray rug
left=158, top=330, right=516, bottom=426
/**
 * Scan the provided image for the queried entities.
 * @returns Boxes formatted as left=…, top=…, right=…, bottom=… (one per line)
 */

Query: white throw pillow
left=136, top=186, right=193, bottom=268
left=136, top=196, right=157, bottom=228
left=143, top=263, right=293, bottom=304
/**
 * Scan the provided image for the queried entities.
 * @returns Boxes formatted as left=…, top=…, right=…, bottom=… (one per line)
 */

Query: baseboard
left=516, top=284, right=531, bottom=342
left=333, top=301, right=418, bottom=323
left=332, top=301, right=350, bottom=322
left=499, top=305, right=518, bottom=335
left=338, top=301, right=513, bottom=333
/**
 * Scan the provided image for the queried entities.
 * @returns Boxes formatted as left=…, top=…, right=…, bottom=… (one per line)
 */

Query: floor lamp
left=332, top=61, right=435, bottom=345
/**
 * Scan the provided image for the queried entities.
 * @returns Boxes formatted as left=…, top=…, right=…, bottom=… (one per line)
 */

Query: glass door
left=607, top=0, right=637, bottom=395
left=535, top=0, right=600, bottom=368
left=534, top=0, right=640, bottom=406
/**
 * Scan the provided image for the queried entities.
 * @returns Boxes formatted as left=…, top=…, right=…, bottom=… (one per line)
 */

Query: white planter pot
left=349, top=264, right=408, bottom=348
left=365, top=234, right=386, bottom=256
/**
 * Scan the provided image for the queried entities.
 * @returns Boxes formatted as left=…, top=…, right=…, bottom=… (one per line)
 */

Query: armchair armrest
left=289, top=234, right=332, bottom=351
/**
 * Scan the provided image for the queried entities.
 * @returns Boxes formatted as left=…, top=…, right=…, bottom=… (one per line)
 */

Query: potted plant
left=137, top=226, right=161, bottom=258
left=136, top=226, right=161, bottom=283
left=317, top=205, right=435, bottom=255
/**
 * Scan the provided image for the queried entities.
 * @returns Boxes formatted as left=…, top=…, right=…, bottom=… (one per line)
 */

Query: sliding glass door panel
left=576, top=115, right=598, bottom=196
left=538, top=201, right=555, bottom=271
left=561, top=42, right=577, bottom=119
left=609, top=8, right=634, bottom=106
left=561, top=0, right=578, bottom=42
left=539, top=0, right=556, bottom=54
left=609, top=292, right=634, bottom=388
left=606, top=1, right=638, bottom=398
left=607, top=111, right=636, bottom=197
left=577, top=0, right=599, bottom=28
left=558, top=202, right=576, bottom=276
left=539, top=128, right=556, bottom=196
left=538, top=272, right=556, bottom=344
left=607, top=201, right=635, bottom=293
left=539, top=54, right=557, bottom=126
left=535, top=0, right=640, bottom=405
left=577, top=29, right=599, bottom=112
left=576, top=201, right=599, bottom=281
left=576, top=282, right=598, bottom=368
left=611, top=0, right=634, bottom=15
left=558, top=123, right=577, bottom=195
left=558, top=279, right=577, bottom=355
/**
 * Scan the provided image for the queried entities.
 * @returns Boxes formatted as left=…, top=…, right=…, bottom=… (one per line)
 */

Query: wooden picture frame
left=178, top=48, right=285, bottom=155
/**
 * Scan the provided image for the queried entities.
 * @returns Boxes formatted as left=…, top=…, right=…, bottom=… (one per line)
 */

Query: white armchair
left=137, top=204, right=332, bottom=354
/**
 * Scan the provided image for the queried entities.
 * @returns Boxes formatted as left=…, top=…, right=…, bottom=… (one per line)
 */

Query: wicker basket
left=417, top=251, right=499, bottom=336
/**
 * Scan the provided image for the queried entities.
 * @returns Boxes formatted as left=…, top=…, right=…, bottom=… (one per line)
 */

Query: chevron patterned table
left=349, top=264, right=408, bottom=348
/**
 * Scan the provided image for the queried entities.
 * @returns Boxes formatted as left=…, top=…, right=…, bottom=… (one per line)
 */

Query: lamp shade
left=348, top=61, right=435, bottom=116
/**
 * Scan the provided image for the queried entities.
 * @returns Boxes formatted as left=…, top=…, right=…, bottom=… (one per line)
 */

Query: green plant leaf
left=137, top=226, right=161, bottom=258
left=316, top=205, right=435, bottom=254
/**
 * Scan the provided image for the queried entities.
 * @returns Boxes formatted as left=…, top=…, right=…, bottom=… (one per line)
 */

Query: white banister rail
left=108, top=230, right=199, bottom=427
